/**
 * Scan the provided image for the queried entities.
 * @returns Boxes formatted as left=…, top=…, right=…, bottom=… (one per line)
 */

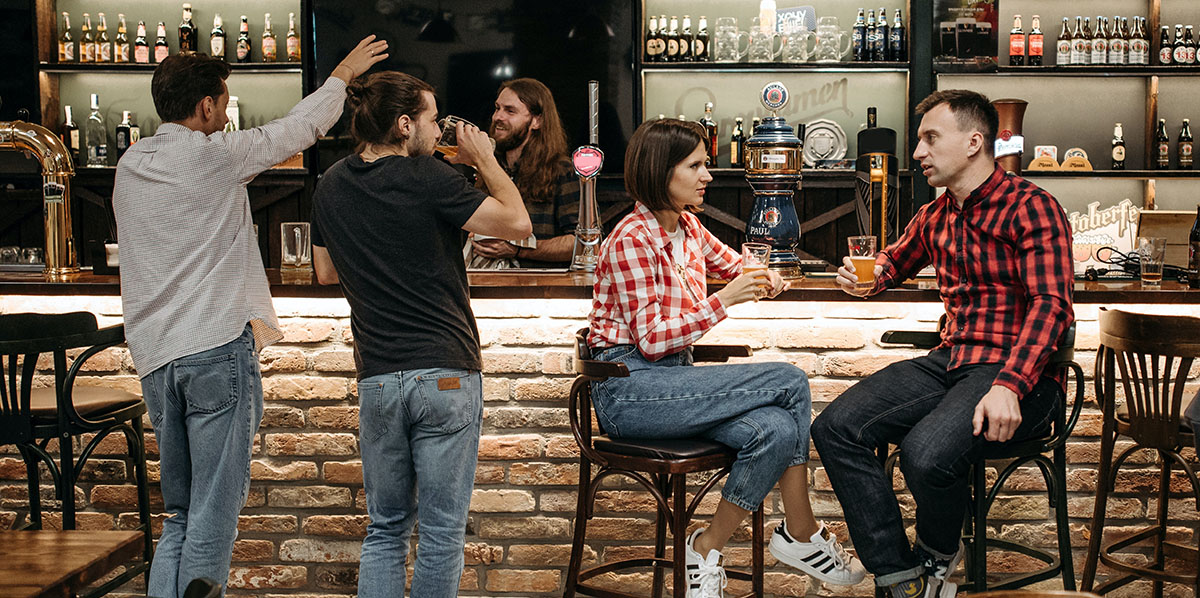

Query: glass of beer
left=436, top=115, right=494, bottom=158
left=848, top=235, right=877, bottom=291
left=742, top=242, right=771, bottom=298
left=1137, top=236, right=1166, bottom=286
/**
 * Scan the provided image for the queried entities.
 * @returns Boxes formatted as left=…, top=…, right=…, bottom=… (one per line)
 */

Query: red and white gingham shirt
left=588, top=203, right=742, bottom=361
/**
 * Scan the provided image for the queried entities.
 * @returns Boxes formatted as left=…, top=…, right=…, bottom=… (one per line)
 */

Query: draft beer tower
left=743, top=81, right=805, bottom=279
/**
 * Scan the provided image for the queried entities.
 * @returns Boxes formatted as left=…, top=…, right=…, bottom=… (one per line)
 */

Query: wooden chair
left=965, top=591, right=1101, bottom=597
left=564, top=329, right=764, bottom=598
left=1081, top=308, right=1200, bottom=597
left=0, top=312, right=152, bottom=596
left=878, top=322, right=1084, bottom=592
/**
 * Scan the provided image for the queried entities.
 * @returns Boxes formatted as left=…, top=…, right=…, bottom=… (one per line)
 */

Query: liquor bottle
left=644, top=15, right=658, bottom=62
left=59, top=12, right=75, bottom=63
left=134, top=21, right=150, bottom=63
left=1160, top=26, right=1173, bottom=65
left=679, top=15, right=693, bottom=62
left=179, top=4, right=197, bottom=54
left=852, top=9, right=867, bottom=62
left=1090, top=17, right=1107, bottom=65
left=730, top=117, right=745, bottom=168
left=866, top=10, right=877, bottom=62
left=236, top=16, right=252, bottom=63
left=115, top=111, right=132, bottom=159
left=287, top=13, right=301, bottom=62
left=1070, top=17, right=1086, bottom=65
left=1056, top=17, right=1071, bottom=65
left=85, top=94, right=107, bottom=168
left=1156, top=119, right=1170, bottom=169
left=700, top=102, right=718, bottom=164
left=1028, top=15, right=1043, bottom=66
left=96, top=13, right=111, bottom=62
left=128, top=112, right=140, bottom=144
left=1180, top=119, right=1194, bottom=169
left=889, top=9, right=906, bottom=62
left=80, top=13, right=95, bottom=63
left=1186, top=26, right=1197, bottom=65
left=875, top=6, right=889, bottom=61
left=1107, top=15, right=1125, bottom=65
left=693, top=16, right=708, bottom=62
left=664, top=16, right=679, bottom=62
left=1189, top=204, right=1200, bottom=289
left=262, top=13, right=278, bottom=62
left=211, top=14, right=226, bottom=60
left=61, top=106, right=80, bottom=164
left=1173, top=25, right=1188, bottom=65
left=1009, top=15, right=1025, bottom=66
left=114, top=14, right=129, bottom=63
left=1111, top=123, right=1125, bottom=170
left=154, top=22, right=169, bottom=62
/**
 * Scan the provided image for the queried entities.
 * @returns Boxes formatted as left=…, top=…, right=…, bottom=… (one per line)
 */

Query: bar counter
left=1, top=269, right=1198, bottom=303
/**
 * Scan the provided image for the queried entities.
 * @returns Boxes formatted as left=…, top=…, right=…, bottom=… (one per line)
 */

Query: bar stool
left=966, top=592, right=1101, bottom=597
left=878, top=322, right=1083, bottom=592
left=563, top=329, right=765, bottom=598
left=1081, top=308, right=1200, bottom=596
left=0, top=312, right=153, bottom=596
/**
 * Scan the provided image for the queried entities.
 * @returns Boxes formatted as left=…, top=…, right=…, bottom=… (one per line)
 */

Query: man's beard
left=492, top=120, right=531, bottom=153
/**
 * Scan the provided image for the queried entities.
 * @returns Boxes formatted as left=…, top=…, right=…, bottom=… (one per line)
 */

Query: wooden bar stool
left=1081, top=308, right=1200, bottom=596
left=563, top=329, right=764, bottom=598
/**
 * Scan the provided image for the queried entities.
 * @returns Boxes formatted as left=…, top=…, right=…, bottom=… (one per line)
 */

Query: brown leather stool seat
left=30, top=386, right=142, bottom=418
left=591, top=436, right=731, bottom=461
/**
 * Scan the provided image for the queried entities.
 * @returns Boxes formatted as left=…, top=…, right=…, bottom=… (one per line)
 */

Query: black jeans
left=811, top=349, right=1060, bottom=586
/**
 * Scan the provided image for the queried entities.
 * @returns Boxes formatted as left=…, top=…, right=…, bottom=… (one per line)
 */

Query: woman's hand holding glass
left=717, top=269, right=773, bottom=306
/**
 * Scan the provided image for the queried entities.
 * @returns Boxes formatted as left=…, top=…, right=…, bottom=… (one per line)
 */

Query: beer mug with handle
left=713, top=17, right=749, bottom=62
left=747, top=16, right=782, bottom=62
left=814, top=16, right=852, bottom=62
left=781, top=22, right=816, bottom=63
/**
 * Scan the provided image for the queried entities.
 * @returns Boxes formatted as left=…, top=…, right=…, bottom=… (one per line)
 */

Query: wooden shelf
left=40, top=62, right=302, bottom=74
left=642, top=61, right=910, bottom=73
left=940, top=65, right=1200, bottom=76
left=1021, top=169, right=1200, bottom=179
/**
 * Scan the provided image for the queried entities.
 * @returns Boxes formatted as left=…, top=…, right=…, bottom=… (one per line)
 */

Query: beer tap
left=743, top=81, right=804, bottom=279
left=0, top=116, right=80, bottom=278
left=569, top=80, right=604, bottom=272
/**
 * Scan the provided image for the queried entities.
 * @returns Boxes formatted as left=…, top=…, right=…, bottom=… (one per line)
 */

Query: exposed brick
left=90, top=484, right=162, bottom=509
left=478, top=516, right=570, bottom=539
left=542, top=351, right=575, bottom=375
left=38, top=511, right=115, bottom=530
left=774, top=325, right=866, bottom=349
left=227, top=565, right=308, bottom=589
left=0, top=458, right=27, bottom=480
left=483, top=351, right=543, bottom=374
left=279, top=319, right=337, bottom=343
left=593, top=491, right=658, bottom=513
left=261, top=405, right=305, bottom=428
left=513, top=378, right=574, bottom=402
left=314, top=565, right=359, bottom=590
left=0, top=511, right=15, bottom=529
left=509, top=462, right=579, bottom=486
left=77, top=347, right=124, bottom=372
left=263, top=377, right=350, bottom=401
left=232, top=539, right=275, bottom=562
left=538, top=491, right=578, bottom=512
left=239, top=515, right=298, bottom=534
left=323, top=461, right=363, bottom=484
left=464, top=542, right=504, bottom=565
left=475, top=464, right=506, bottom=484
left=823, top=352, right=921, bottom=377
left=259, top=348, right=307, bottom=373
left=508, top=544, right=596, bottom=566
left=483, top=378, right=512, bottom=402
left=477, top=321, right=578, bottom=347
left=486, top=407, right=569, bottom=429
left=279, top=539, right=362, bottom=563
left=251, top=460, right=319, bottom=481
left=484, top=569, right=561, bottom=592
left=545, top=435, right=581, bottom=458
left=312, top=350, right=356, bottom=373
left=470, top=489, right=536, bottom=512
left=268, top=486, right=353, bottom=509
left=585, top=517, right=656, bottom=540
left=302, top=514, right=369, bottom=537
left=307, top=406, right=359, bottom=430
left=478, top=434, right=542, bottom=460
left=264, top=433, right=357, bottom=456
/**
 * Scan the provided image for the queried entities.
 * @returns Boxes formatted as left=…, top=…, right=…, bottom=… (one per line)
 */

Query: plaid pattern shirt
left=588, top=203, right=742, bottom=361
left=873, top=163, right=1075, bottom=397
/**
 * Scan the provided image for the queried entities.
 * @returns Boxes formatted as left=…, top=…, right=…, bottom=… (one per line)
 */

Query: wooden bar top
left=0, top=530, right=143, bottom=598
left=0, top=269, right=1197, bottom=303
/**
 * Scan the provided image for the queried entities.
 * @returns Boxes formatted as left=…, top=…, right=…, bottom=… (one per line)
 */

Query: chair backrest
left=1097, top=308, right=1200, bottom=451
left=569, top=328, right=629, bottom=464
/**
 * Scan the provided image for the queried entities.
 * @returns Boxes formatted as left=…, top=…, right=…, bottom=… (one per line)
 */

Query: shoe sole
left=769, top=533, right=866, bottom=586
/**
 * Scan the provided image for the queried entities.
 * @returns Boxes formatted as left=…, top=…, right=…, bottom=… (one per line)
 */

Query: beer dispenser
left=744, top=81, right=804, bottom=279
left=569, top=80, right=603, bottom=272
left=0, top=117, right=80, bottom=278
left=854, top=107, right=901, bottom=246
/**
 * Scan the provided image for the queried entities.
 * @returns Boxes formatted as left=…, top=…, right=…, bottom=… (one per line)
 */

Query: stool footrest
left=575, top=558, right=757, bottom=598
left=968, top=537, right=1062, bottom=591
left=1097, top=526, right=1199, bottom=586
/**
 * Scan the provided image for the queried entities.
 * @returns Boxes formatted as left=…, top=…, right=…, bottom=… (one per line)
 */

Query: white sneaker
left=923, top=540, right=964, bottom=582
left=769, top=521, right=867, bottom=586
left=685, top=527, right=727, bottom=598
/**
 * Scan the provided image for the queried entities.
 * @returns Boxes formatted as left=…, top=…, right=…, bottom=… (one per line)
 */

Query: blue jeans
left=357, top=368, right=483, bottom=598
left=811, top=349, right=1059, bottom=586
left=590, top=345, right=811, bottom=511
left=140, top=324, right=263, bottom=598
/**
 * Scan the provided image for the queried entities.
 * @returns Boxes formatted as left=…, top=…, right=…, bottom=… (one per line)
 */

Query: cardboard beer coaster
left=1060, top=156, right=1093, bottom=170
left=1027, top=156, right=1059, bottom=170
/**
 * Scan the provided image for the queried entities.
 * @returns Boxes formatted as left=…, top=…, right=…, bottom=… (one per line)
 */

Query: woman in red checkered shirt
left=586, top=119, right=865, bottom=596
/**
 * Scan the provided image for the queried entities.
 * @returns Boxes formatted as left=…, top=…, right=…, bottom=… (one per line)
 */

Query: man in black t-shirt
left=309, top=71, right=530, bottom=598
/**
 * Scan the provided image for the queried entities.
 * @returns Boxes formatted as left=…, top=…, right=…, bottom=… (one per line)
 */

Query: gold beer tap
left=0, top=120, right=80, bottom=278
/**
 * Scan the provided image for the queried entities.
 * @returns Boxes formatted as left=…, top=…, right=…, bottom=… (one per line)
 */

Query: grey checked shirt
left=114, top=77, right=347, bottom=377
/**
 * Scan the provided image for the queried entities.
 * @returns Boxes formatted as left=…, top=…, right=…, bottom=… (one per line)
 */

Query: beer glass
left=847, top=235, right=877, bottom=291
left=815, top=17, right=852, bottom=62
left=747, top=17, right=783, bottom=62
left=742, top=242, right=772, bottom=298
left=781, top=23, right=816, bottom=63
left=713, top=22, right=749, bottom=62
left=436, top=115, right=494, bottom=158
left=0, top=246, right=18, bottom=264
left=1137, top=236, right=1166, bottom=286
left=281, top=222, right=312, bottom=271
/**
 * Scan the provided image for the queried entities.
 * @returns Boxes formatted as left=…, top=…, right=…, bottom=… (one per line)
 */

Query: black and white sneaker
left=886, top=574, right=957, bottom=598
left=918, top=540, right=964, bottom=582
left=684, top=527, right=727, bottom=598
left=768, top=521, right=866, bottom=585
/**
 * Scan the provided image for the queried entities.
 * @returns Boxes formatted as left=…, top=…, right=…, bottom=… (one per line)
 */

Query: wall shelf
left=40, top=62, right=302, bottom=74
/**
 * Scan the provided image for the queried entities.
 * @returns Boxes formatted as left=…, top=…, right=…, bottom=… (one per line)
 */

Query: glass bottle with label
left=1028, top=15, right=1043, bottom=66
left=115, top=111, right=133, bottom=160
left=693, top=16, right=708, bottom=62
left=1107, top=15, right=1125, bottom=65
left=1111, top=123, right=1125, bottom=170
left=59, top=12, right=75, bottom=63
left=1173, top=25, right=1188, bottom=65
left=1160, top=26, right=1174, bottom=65
left=1056, top=17, right=1071, bottom=65
left=1009, top=15, right=1025, bottom=66
left=261, top=13, right=278, bottom=62
left=679, top=15, right=692, bottom=62
left=1156, top=119, right=1171, bottom=169
left=665, top=16, right=679, bottom=62
left=1070, top=17, right=1086, bottom=65
left=1189, top=204, right=1200, bottom=289
left=211, top=14, right=226, bottom=60
left=114, top=14, right=129, bottom=63
left=286, top=13, right=301, bottom=62
left=128, top=112, right=140, bottom=144
left=1185, top=26, right=1197, bottom=65
left=866, top=10, right=877, bottom=61
left=1128, top=17, right=1145, bottom=65
left=154, top=22, right=169, bottom=63
left=1179, top=119, right=1193, bottom=169
left=134, top=21, right=149, bottom=63
left=81, top=13, right=95, bottom=63
left=730, top=117, right=745, bottom=168
left=889, top=9, right=906, bottom=62
left=62, top=106, right=80, bottom=164
left=85, top=94, right=107, bottom=168
left=96, top=13, right=111, bottom=62
left=1090, top=17, right=1106, bottom=65
left=236, top=16, right=252, bottom=63
left=1081, top=18, right=1093, bottom=64
left=852, top=9, right=867, bottom=61
left=875, top=7, right=889, bottom=61
left=644, top=16, right=658, bottom=62
left=700, top=102, right=718, bottom=164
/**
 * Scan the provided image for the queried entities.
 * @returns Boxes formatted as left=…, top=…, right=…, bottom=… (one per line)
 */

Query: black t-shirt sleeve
left=419, top=157, right=489, bottom=229
left=310, top=205, right=325, bottom=247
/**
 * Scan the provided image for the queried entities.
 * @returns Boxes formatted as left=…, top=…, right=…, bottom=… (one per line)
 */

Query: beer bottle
left=730, top=117, right=745, bottom=168
left=96, top=13, right=111, bottom=63
left=154, top=22, right=169, bottom=63
left=62, top=106, right=80, bottom=163
left=1111, top=123, right=1125, bottom=170
left=693, top=16, right=709, bottom=62
left=115, top=111, right=132, bottom=160
left=658, top=16, right=668, bottom=61
left=1081, top=17, right=1092, bottom=64
left=644, top=15, right=658, bottom=62
left=179, top=4, right=197, bottom=54
left=1160, top=25, right=1173, bottom=65
left=81, top=13, right=95, bottom=63
left=262, top=13, right=278, bottom=62
left=287, top=13, right=301, bottom=62
left=1188, top=204, right=1200, bottom=289
left=114, top=14, right=129, bottom=63
left=1056, top=17, right=1071, bottom=65
left=211, top=14, right=226, bottom=61
left=236, top=16, right=252, bottom=63
left=665, top=16, right=679, bottom=62
left=59, top=12, right=75, bottom=63
left=866, top=106, right=878, bottom=129
left=852, top=9, right=867, bottom=62
left=1009, top=15, right=1025, bottom=66
left=752, top=117, right=761, bottom=136
left=1179, top=119, right=1194, bottom=169
left=1071, top=17, right=1086, bottom=65
left=866, top=10, right=877, bottom=62
left=700, top=102, right=718, bottom=164
left=679, top=15, right=693, bottom=62
left=1090, top=17, right=1106, bottom=65
left=1173, top=24, right=1188, bottom=65
left=1186, top=25, right=1196, bottom=65
left=1156, top=119, right=1170, bottom=169
left=876, top=6, right=889, bottom=61
left=1028, top=15, right=1043, bottom=66
left=889, top=9, right=906, bottom=62
left=134, top=21, right=149, bottom=64
left=1107, top=14, right=1125, bottom=65
left=1129, top=17, right=1145, bottom=65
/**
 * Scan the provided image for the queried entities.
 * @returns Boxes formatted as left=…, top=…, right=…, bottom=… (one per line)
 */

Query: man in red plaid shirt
left=813, top=90, right=1075, bottom=598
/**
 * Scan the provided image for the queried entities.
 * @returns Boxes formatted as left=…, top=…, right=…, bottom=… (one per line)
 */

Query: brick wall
left=1, top=294, right=1197, bottom=597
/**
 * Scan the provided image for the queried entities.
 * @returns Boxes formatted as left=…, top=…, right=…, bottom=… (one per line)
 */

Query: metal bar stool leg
left=131, top=417, right=153, bottom=575
left=1053, top=444, right=1076, bottom=590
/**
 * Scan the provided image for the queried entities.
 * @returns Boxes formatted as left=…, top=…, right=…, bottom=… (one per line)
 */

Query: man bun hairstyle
left=915, top=89, right=999, bottom=156
left=151, top=53, right=232, bottom=123
left=346, top=71, right=435, bottom=148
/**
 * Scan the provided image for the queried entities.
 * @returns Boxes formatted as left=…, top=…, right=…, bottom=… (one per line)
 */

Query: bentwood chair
left=1081, top=308, right=1200, bottom=597
left=0, top=312, right=152, bottom=596
left=564, top=328, right=765, bottom=598
left=878, top=322, right=1083, bottom=592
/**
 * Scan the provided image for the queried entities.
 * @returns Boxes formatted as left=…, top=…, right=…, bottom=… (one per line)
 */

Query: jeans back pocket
left=413, top=369, right=482, bottom=435
left=175, top=352, right=239, bottom=414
